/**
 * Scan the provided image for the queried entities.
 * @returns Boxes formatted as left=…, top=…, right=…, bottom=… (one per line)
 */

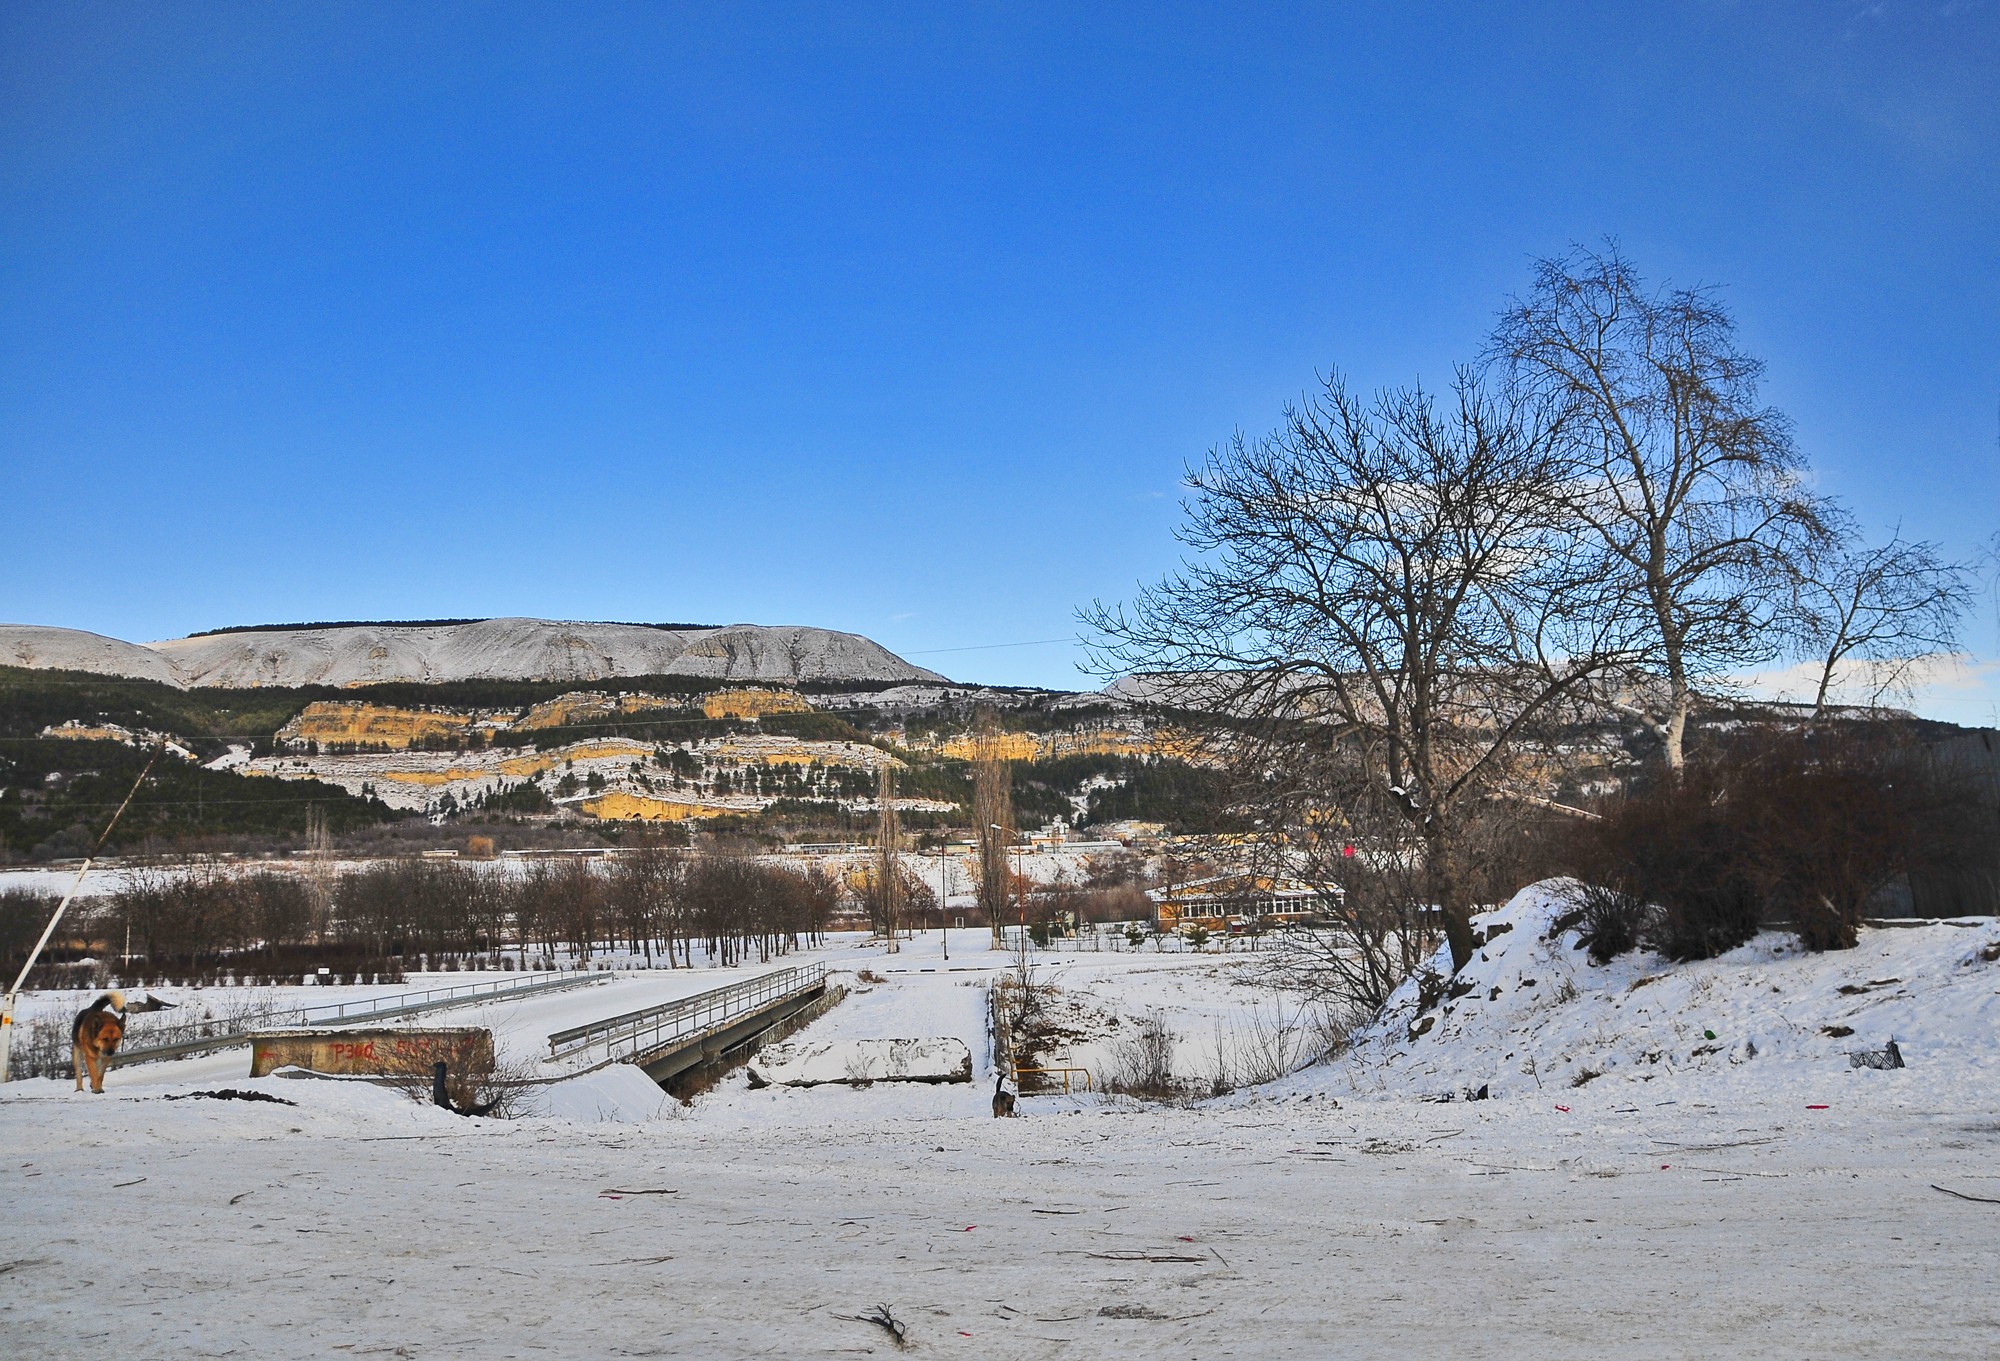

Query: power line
left=905, top=638, right=1077, bottom=655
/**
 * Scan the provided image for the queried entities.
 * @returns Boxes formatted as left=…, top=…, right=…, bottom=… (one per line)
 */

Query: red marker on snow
left=1555, top=1104, right=1570, bottom=1113
left=1806, top=1104, right=1829, bottom=1110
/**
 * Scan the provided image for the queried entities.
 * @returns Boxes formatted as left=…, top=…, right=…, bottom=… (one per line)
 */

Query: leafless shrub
left=1208, top=989, right=1352, bottom=1093
left=1260, top=831, right=1438, bottom=1022
left=380, top=1042, right=536, bottom=1119
left=1566, top=725, right=1987, bottom=956
left=1566, top=757, right=1761, bottom=961
left=8, top=1011, right=74, bottom=1080
left=1104, top=1009, right=1182, bottom=1102
left=1567, top=883, right=1653, bottom=964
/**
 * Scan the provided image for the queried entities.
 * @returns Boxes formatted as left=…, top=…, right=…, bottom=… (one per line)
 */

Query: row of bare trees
left=58, top=848, right=840, bottom=975
left=1087, top=243, right=1979, bottom=979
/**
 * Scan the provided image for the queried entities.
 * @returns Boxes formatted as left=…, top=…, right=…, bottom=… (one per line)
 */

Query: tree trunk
left=1426, top=826, right=1475, bottom=974
left=1662, top=682, right=1692, bottom=773
left=1811, top=647, right=1839, bottom=721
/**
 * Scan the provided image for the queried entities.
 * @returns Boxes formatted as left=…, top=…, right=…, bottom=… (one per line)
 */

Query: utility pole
left=1, top=746, right=160, bottom=1083
left=1014, top=837, right=1027, bottom=968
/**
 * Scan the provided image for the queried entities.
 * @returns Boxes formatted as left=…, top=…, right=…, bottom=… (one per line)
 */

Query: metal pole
left=939, top=838, right=948, bottom=961
left=1, top=745, right=161, bottom=1083
left=1016, top=842, right=1026, bottom=965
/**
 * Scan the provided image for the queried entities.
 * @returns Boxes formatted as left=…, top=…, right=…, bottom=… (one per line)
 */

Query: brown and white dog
left=71, top=991, right=174, bottom=1091
left=72, top=991, right=127, bottom=1093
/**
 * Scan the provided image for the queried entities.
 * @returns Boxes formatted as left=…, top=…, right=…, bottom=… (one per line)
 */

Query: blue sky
left=2, top=3, right=1995, bottom=718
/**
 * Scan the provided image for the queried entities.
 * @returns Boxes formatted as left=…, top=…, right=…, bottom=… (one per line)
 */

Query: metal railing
left=1014, top=1065, right=1094, bottom=1094
left=117, top=970, right=604, bottom=1066
left=547, top=962, right=827, bottom=1064
left=297, top=971, right=592, bottom=1025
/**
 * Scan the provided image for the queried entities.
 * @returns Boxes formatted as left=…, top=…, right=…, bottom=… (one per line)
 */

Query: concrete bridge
left=545, top=962, right=829, bottom=1086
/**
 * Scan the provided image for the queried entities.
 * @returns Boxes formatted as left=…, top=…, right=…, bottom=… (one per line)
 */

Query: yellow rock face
left=934, top=727, right=1206, bottom=763
left=516, top=691, right=686, bottom=730
left=938, top=732, right=1039, bottom=762
left=329, top=738, right=659, bottom=789
left=580, top=792, right=718, bottom=821
left=494, top=740, right=653, bottom=780
left=516, top=693, right=615, bottom=730
left=279, top=701, right=481, bottom=749
left=707, top=734, right=896, bottom=770
left=702, top=688, right=812, bottom=721
left=42, top=722, right=136, bottom=743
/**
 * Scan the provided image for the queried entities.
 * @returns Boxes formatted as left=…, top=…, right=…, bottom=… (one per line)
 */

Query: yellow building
left=1148, top=872, right=1335, bottom=934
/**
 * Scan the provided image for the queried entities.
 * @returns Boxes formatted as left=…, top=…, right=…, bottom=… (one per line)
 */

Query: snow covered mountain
left=0, top=618, right=947, bottom=688
left=0, top=624, right=189, bottom=686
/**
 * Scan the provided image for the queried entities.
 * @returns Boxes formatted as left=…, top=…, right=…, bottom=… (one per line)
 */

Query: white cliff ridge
left=0, top=618, right=946, bottom=688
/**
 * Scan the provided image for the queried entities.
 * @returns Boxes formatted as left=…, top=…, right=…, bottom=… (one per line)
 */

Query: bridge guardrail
left=297, top=971, right=592, bottom=1025
left=117, top=970, right=604, bottom=1066
left=547, top=962, right=827, bottom=1064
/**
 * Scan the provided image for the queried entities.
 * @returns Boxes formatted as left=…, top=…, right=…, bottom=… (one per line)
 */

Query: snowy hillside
left=1327, top=878, right=2000, bottom=1103
left=0, top=618, right=946, bottom=687
left=0, top=623, right=188, bottom=685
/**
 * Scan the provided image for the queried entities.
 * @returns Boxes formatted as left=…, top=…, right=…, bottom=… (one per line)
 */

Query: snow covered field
left=4, top=897, right=1998, bottom=1358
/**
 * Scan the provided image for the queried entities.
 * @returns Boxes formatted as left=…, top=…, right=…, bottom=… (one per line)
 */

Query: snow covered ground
left=3, top=900, right=1997, bottom=1358
left=1327, top=879, right=2000, bottom=1106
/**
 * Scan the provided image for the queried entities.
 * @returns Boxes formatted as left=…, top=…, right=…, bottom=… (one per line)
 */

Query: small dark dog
left=991, top=1073, right=1017, bottom=1118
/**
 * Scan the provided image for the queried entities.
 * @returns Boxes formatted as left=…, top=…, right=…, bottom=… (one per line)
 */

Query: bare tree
left=1982, top=531, right=2000, bottom=636
left=1787, top=526, right=1971, bottom=717
left=875, top=765, right=903, bottom=949
left=606, top=839, right=681, bottom=965
left=302, top=804, right=336, bottom=944
left=1085, top=369, right=1634, bottom=973
left=971, top=712, right=1014, bottom=947
left=1493, top=242, right=1834, bottom=770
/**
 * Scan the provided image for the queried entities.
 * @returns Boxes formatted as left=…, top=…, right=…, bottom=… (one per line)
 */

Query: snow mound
left=522, top=1064, right=680, bottom=1123
left=747, top=1037, right=973, bottom=1087
left=1336, top=878, right=2000, bottom=1102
